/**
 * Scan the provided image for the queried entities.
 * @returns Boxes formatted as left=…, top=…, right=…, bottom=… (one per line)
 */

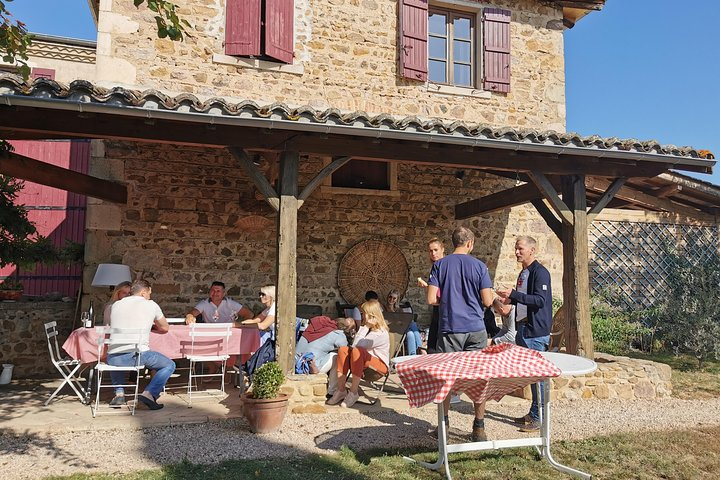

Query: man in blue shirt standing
left=427, top=226, right=494, bottom=442
left=497, top=235, right=553, bottom=433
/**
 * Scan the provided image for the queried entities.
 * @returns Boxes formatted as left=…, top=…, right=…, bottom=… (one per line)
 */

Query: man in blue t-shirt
left=427, top=226, right=494, bottom=442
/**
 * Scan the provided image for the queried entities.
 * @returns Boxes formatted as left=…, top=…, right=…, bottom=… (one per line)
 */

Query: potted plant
left=241, top=361, right=289, bottom=433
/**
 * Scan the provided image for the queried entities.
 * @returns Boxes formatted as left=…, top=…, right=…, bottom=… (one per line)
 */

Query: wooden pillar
left=560, top=175, right=594, bottom=358
left=275, top=151, right=299, bottom=373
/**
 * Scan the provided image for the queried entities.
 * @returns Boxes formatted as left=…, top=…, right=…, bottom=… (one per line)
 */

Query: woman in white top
left=326, top=299, right=390, bottom=408
left=102, top=281, right=132, bottom=325
left=240, top=285, right=276, bottom=348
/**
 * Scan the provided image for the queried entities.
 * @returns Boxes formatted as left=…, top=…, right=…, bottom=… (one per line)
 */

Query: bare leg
left=336, top=373, right=348, bottom=393
left=348, top=373, right=362, bottom=394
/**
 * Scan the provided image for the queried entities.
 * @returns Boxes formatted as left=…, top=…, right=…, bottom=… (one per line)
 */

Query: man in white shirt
left=185, top=281, right=253, bottom=324
left=108, top=279, right=175, bottom=410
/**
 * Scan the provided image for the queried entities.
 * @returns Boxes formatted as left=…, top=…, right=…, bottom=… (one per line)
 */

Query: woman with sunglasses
left=240, top=285, right=276, bottom=348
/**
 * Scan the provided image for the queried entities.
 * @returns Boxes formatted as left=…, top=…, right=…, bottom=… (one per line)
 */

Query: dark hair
left=211, top=281, right=226, bottom=289
left=451, top=226, right=475, bottom=247
left=131, top=279, right=151, bottom=295
left=365, top=290, right=379, bottom=301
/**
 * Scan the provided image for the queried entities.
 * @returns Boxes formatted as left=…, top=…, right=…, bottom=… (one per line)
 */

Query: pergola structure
left=0, top=76, right=715, bottom=370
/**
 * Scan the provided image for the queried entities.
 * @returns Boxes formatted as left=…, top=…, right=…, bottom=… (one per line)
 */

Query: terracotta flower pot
left=241, top=393, right=289, bottom=433
left=0, top=290, right=22, bottom=301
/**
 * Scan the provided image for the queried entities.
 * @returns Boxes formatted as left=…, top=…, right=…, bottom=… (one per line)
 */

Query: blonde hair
left=360, top=299, right=388, bottom=332
left=336, top=317, right=356, bottom=335
left=110, top=281, right=132, bottom=301
left=260, top=285, right=276, bottom=300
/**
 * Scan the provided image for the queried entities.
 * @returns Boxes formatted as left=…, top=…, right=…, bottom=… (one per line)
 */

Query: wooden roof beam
left=585, top=177, right=716, bottom=222
left=0, top=151, right=127, bottom=204
left=455, top=182, right=543, bottom=219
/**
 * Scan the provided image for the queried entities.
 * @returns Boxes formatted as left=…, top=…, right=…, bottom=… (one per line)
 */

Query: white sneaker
left=326, top=389, right=346, bottom=405
left=450, top=394, right=461, bottom=404
left=341, top=390, right=360, bottom=408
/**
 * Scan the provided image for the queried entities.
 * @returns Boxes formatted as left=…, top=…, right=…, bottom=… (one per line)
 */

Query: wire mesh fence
left=589, top=221, right=719, bottom=309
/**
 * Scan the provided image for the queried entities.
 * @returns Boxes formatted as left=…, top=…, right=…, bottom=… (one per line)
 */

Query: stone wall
left=83, top=140, right=562, bottom=325
left=96, top=0, right=567, bottom=131
left=547, top=353, right=672, bottom=401
left=0, top=301, right=75, bottom=378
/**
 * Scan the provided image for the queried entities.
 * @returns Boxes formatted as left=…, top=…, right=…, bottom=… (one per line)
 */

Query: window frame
left=428, top=6, right=476, bottom=88
left=321, top=158, right=399, bottom=197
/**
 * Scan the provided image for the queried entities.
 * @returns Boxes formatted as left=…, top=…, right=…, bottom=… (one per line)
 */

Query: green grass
left=45, top=426, right=720, bottom=480
left=628, top=351, right=720, bottom=399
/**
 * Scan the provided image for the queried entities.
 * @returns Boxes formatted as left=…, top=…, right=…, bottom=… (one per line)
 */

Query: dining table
left=395, top=343, right=597, bottom=480
left=62, top=323, right=261, bottom=363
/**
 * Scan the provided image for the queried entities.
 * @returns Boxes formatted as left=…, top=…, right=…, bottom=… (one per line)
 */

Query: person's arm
left=427, top=285, right=439, bottom=305
left=185, top=307, right=201, bottom=325
left=154, top=316, right=170, bottom=333
left=480, top=288, right=493, bottom=308
left=236, top=305, right=254, bottom=320
left=256, top=312, right=275, bottom=331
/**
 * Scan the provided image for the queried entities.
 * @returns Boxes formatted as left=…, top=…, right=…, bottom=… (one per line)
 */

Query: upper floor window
left=428, top=8, right=474, bottom=87
left=400, top=1, right=511, bottom=93
left=225, top=0, right=294, bottom=64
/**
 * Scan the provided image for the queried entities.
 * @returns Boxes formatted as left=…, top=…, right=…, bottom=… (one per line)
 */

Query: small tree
left=656, top=246, right=720, bottom=369
left=0, top=173, right=57, bottom=286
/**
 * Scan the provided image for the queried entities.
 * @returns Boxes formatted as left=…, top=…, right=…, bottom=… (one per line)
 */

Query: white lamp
left=91, top=264, right=132, bottom=288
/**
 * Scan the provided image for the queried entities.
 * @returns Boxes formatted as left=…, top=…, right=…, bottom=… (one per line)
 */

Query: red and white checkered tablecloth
left=395, top=344, right=562, bottom=408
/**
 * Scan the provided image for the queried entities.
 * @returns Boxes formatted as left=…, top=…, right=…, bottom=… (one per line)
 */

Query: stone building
left=1, top=0, right=716, bottom=374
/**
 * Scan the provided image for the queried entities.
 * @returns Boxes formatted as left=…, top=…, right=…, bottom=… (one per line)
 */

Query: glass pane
left=429, top=60, right=447, bottom=83
left=429, top=37, right=447, bottom=60
left=454, top=40, right=471, bottom=63
left=454, top=16, right=471, bottom=40
left=454, top=63, right=471, bottom=87
left=429, top=13, right=447, bottom=36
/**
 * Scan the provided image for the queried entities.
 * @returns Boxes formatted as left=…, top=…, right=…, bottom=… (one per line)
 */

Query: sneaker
left=325, top=389, right=346, bottom=406
left=513, top=414, right=533, bottom=425
left=341, top=390, right=360, bottom=408
left=519, top=419, right=541, bottom=432
left=449, top=394, right=461, bottom=404
left=471, top=426, right=487, bottom=442
left=109, top=395, right=126, bottom=408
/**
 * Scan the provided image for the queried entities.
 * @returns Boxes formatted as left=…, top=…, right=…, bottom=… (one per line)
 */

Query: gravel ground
left=3, top=397, right=720, bottom=479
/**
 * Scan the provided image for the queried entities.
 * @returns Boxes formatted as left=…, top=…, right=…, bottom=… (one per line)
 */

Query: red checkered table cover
left=395, top=344, right=562, bottom=408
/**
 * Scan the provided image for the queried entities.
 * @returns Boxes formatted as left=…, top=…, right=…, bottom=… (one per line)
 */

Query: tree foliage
left=655, top=246, right=720, bottom=369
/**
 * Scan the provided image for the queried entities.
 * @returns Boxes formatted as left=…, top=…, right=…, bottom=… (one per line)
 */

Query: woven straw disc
left=338, top=238, right=410, bottom=305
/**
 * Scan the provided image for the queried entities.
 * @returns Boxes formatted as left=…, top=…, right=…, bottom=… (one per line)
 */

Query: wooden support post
left=275, top=151, right=299, bottom=374
left=560, top=175, right=594, bottom=358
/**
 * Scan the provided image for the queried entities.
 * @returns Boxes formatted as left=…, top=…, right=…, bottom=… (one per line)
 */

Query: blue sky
left=7, top=0, right=720, bottom=185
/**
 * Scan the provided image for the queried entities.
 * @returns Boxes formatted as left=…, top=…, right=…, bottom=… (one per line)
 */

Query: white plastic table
left=397, top=350, right=597, bottom=480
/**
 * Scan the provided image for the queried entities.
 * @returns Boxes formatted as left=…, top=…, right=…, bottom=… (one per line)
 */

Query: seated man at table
left=184, top=281, right=253, bottom=324
left=108, top=279, right=175, bottom=410
left=296, top=316, right=356, bottom=396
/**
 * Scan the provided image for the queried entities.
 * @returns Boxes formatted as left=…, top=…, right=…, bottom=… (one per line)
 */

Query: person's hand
left=496, top=286, right=512, bottom=298
left=185, top=314, right=196, bottom=325
left=417, top=277, right=428, bottom=288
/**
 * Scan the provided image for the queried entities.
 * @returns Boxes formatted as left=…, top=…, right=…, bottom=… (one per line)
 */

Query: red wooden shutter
left=482, top=7, right=511, bottom=93
left=399, top=0, right=428, bottom=81
left=30, top=68, right=55, bottom=80
left=265, top=0, right=294, bottom=64
left=225, top=0, right=262, bottom=56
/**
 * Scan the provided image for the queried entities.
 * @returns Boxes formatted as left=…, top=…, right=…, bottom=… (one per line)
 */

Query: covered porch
left=0, top=75, right=715, bottom=373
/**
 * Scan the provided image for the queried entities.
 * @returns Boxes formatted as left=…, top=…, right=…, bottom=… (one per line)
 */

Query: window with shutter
left=399, top=2, right=511, bottom=94
left=224, top=0, right=294, bottom=64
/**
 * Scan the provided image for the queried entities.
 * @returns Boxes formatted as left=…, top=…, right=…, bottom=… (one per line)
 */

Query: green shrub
left=591, top=290, right=652, bottom=355
left=249, top=362, right=285, bottom=399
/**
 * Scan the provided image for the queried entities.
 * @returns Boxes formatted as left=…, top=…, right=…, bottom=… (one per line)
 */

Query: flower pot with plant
left=241, top=361, right=288, bottom=433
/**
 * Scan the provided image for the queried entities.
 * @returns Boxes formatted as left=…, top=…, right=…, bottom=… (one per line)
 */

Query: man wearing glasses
left=184, top=281, right=253, bottom=325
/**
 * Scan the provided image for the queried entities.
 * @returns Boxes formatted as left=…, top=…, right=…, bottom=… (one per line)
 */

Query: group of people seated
left=102, top=279, right=279, bottom=410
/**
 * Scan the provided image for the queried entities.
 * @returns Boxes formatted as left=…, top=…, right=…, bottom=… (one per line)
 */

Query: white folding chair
left=43, top=321, right=86, bottom=406
left=92, top=326, right=146, bottom=417
left=185, top=323, right=231, bottom=406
